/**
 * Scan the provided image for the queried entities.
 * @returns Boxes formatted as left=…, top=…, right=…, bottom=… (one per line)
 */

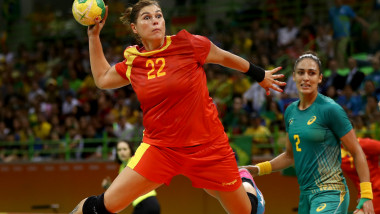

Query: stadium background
left=0, top=0, right=379, bottom=213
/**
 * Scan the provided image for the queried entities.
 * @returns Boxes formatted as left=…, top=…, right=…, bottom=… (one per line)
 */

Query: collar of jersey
left=124, top=36, right=172, bottom=57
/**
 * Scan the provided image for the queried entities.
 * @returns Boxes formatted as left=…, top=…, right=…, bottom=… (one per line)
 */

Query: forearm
left=89, top=35, right=112, bottom=87
left=270, top=152, right=294, bottom=172
left=353, top=150, right=370, bottom=183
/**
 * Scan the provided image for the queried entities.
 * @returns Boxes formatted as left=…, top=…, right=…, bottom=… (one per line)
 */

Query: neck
left=298, top=91, right=318, bottom=110
left=142, top=37, right=165, bottom=51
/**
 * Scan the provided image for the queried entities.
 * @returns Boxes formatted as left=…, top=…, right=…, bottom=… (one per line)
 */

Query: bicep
left=285, top=133, right=294, bottom=158
left=341, top=129, right=362, bottom=156
left=205, top=42, right=248, bottom=72
left=97, top=65, right=130, bottom=89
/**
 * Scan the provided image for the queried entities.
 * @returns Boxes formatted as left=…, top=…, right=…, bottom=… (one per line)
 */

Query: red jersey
left=341, top=138, right=380, bottom=213
left=115, top=30, right=226, bottom=147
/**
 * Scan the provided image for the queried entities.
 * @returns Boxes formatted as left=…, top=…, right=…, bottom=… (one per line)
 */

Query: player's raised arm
left=88, top=6, right=130, bottom=89
left=205, top=42, right=286, bottom=95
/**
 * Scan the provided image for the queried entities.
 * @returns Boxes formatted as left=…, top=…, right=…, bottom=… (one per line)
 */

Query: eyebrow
left=140, top=10, right=162, bottom=16
left=296, top=68, right=317, bottom=71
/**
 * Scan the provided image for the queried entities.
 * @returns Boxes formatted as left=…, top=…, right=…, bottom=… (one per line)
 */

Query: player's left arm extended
left=341, top=129, right=374, bottom=213
left=204, top=42, right=285, bottom=94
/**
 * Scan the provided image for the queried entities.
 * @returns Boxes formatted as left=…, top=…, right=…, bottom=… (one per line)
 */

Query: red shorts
left=127, top=134, right=242, bottom=192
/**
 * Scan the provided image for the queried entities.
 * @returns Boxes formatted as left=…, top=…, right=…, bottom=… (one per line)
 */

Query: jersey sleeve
left=183, top=30, right=211, bottom=65
left=325, top=103, right=353, bottom=139
left=115, top=60, right=129, bottom=81
left=358, top=138, right=380, bottom=156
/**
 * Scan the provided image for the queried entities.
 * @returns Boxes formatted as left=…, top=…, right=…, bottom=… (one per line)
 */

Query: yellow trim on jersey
left=125, top=55, right=137, bottom=81
left=122, top=36, right=172, bottom=81
left=124, top=36, right=172, bottom=57
left=127, top=143, right=150, bottom=169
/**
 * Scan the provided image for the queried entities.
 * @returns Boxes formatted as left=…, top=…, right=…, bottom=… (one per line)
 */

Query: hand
left=258, top=67, right=286, bottom=95
left=354, top=200, right=374, bottom=214
left=101, top=176, right=112, bottom=189
left=88, top=5, right=109, bottom=37
left=239, top=165, right=259, bottom=177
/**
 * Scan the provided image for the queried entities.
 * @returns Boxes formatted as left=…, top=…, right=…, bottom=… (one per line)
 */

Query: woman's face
left=117, top=141, right=132, bottom=162
left=293, top=58, right=322, bottom=95
left=131, top=4, right=166, bottom=43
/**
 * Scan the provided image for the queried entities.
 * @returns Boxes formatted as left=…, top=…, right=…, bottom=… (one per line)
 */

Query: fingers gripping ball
left=72, top=0, right=106, bottom=26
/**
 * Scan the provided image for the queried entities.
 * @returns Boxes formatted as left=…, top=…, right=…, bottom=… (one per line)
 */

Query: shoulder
left=171, top=29, right=192, bottom=40
left=316, top=94, right=341, bottom=109
left=316, top=94, right=346, bottom=118
left=284, top=100, right=298, bottom=118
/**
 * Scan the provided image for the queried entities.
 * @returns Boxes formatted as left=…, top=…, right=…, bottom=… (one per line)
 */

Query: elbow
left=94, top=79, right=107, bottom=90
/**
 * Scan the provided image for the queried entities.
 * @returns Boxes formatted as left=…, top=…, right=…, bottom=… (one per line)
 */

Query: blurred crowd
left=0, top=0, right=380, bottom=162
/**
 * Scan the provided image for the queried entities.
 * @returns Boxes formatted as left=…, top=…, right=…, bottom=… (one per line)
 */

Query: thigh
left=205, top=184, right=252, bottom=214
left=104, top=167, right=162, bottom=213
left=310, top=190, right=349, bottom=214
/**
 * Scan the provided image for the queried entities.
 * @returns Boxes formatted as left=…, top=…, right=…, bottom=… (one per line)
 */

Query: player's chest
left=287, top=113, right=327, bottom=145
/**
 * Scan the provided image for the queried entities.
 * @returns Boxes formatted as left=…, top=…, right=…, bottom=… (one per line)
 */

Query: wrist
left=256, top=161, right=272, bottom=176
left=244, top=62, right=265, bottom=83
left=360, top=182, right=373, bottom=199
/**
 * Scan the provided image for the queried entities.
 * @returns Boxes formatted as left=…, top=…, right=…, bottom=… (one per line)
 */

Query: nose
left=152, top=17, right=159, bottom=25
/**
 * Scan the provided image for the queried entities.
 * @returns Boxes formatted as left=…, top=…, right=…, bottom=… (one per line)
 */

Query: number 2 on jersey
left=146, top=58, right=166, bottom=80
left=294, top=134, right=301, bottom=152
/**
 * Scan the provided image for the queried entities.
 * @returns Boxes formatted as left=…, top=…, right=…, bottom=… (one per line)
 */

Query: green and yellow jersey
left=284, top=94, right=352, bottom=194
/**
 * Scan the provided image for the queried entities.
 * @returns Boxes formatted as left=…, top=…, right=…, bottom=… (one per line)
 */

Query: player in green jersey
left=243, top=51, right=374, bottom=214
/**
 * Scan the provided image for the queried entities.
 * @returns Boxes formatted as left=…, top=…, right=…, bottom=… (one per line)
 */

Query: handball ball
left=72, top=0, right=106, bottom=26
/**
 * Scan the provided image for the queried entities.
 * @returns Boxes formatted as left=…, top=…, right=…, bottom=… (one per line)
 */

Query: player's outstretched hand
left=239, top=165, right=259, bottom=177
left=259, top=67, right=286, bottom=96
left=88, top=5, right=109, bottom=37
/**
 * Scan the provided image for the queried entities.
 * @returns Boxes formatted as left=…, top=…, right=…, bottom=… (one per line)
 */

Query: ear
left=131, top=23, right=137, bottom=34
left=318, top=73, right=323, bottom=84
left=292, top=72, right=295, bottom=81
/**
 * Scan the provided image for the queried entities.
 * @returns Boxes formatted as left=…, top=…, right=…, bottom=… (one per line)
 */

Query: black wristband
left=245, top=62, right=265, bottom=82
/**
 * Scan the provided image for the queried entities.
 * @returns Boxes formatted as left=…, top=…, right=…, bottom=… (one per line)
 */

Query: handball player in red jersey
left=342, top=138, right=380, bottom=213
left=70, top=1, right=286, bottom=214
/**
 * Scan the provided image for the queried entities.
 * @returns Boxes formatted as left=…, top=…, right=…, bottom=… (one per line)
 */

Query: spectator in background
left=346, top=57, right=365, bottom=91
left=62, top=91, right=80, bottom=116
left=315, top=24, right=333, bottom=61
left=325, top=85, right=338, bottom=101
left=223, top=96, right=249, bottom=135
left=322, top=58, right=346, bottom=93
left=329, top=0, right=369, bottom=67
left=277, top=16, right=299, bottom=48
left=113, top=115, right=135, bottom=142
left=243, top=112, right=272, bottom=156
left=336, top=84, right=363, bottom=117
left=364, top=57, right=380, bottom=88
left=364, top=95, right=380, bottom=125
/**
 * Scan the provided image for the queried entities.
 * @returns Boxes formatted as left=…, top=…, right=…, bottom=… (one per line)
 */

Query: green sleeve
left=325, top=103, right=352, bottom=138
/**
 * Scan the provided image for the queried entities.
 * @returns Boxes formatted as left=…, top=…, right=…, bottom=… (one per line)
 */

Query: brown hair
left=293, top=51, right=322, bottom=74
left=120, top=0, right=161, bottom=29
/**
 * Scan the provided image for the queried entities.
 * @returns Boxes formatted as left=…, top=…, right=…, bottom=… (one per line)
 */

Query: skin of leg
left=204, top=184, right=252, bottom=214
left=70, top=167, right=162, bottom=214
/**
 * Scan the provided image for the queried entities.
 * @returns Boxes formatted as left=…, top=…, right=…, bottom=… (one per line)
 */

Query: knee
left=82, top=193, right=115, bottom=214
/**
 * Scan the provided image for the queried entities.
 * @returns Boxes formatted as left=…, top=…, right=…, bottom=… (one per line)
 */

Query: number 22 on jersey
left=146, top=58, right=166, bottom=80
left=294, top=134, right=301, bottom=152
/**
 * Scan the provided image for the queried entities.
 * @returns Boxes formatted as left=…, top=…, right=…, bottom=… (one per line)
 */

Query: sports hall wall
left=0, top=161, right=358, bottom=214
